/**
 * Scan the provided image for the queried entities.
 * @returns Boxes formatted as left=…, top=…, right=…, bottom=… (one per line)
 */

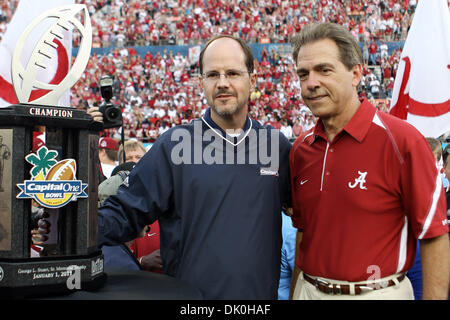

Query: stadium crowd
left=0, top=0, right=419, bottom=142
left=79, top=0, right=416, bottom=48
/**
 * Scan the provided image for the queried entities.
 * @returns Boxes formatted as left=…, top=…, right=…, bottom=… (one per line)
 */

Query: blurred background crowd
left=0, top=0, right=423, bottom=143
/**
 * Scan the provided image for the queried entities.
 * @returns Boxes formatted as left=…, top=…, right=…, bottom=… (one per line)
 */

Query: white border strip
left=396, top=216, right=408, bottom=273
left=320, top=142, right=329, bottom=192
left=418, top=169, right=443, bottom=239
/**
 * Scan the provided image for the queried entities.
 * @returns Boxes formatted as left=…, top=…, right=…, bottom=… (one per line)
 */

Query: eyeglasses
left=201, top=69, right=250, bottom=82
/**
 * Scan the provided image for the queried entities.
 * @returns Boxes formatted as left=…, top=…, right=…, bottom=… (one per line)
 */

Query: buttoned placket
left=320, top=141, right=330, bottom=192
left=320, top=140, right=339, bottom=192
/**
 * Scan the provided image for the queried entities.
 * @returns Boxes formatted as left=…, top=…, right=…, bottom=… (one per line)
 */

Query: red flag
left=390, top=0, right=450, bottom=138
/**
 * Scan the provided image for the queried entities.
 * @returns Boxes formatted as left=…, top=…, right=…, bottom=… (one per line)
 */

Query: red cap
left=99, top=137, right=118, bottom=150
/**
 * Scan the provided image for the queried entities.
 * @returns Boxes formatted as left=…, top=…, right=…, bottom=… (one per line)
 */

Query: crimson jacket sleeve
left=400, top=136, right=449, bottom=240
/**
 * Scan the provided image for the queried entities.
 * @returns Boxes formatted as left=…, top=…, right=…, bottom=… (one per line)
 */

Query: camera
left=99, top=75, right=123, bottom=129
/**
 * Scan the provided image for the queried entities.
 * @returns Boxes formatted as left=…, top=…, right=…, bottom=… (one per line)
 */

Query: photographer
left=90, top=75, right=123, bottom=130
left=88, top=75, right=126, bottom=180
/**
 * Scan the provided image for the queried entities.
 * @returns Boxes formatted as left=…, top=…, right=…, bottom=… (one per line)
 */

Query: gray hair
left=291, top=23, right=362, bottom=70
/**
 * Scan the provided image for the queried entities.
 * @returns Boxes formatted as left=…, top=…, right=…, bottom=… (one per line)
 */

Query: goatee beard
left=211, top=104, right=239, bottom=118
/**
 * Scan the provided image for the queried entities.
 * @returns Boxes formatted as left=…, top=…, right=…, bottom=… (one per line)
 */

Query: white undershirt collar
left=201, top=110, right=253, bottom=147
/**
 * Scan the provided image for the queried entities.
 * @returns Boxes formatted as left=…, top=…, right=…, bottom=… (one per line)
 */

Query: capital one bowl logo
left=17, top=146, right=87, bottom=208
left=11, top=4, right=91, bottom=106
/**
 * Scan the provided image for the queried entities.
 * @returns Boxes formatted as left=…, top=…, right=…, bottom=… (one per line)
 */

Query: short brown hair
left=199, top=35, right=254, bottom=74
left=103, top=149, right=118, bottom=162
left=291, top=23, right=362, bottom=70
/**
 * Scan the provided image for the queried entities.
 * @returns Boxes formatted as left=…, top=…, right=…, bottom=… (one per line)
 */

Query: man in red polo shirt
left=289, top=23, right=449, bottom=300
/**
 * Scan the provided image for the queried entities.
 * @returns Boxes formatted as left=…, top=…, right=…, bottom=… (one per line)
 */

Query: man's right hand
left=87, top=106, right=103, bottom=123
left=140, top=249, right=163, bottom=271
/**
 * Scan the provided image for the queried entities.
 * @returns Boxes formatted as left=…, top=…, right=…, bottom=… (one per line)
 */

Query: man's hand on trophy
left=31, top=205, right=50, bottom=244
left=87, top=106, right=104, bottom=123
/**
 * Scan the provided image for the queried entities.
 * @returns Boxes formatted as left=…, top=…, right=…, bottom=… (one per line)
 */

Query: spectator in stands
left=369, top=76, right=381, bottom=99
left=280, top=119, right=293, bottom=140
left=379, top=40, right=388, bottom=60
left=382, top=60, right=392, bottom=85
left=368, top=38, right=379, bottom=65
left=362, top=41, right=369, bottom=66
left=292, top=118, right=303, bottom=140
left=117, top=139, right=147, bottom=164
left=303, top=113, right=315, bottom=132
left=48, top=0, right=415, bottom=49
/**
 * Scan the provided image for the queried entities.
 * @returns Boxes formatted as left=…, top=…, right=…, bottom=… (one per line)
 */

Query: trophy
left=0, top=4, right=106, bottom=297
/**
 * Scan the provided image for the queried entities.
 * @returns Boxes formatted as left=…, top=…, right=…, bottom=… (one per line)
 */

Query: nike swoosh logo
left=300, top=180, right=308, bottom=185
left=147, top=233, right=157, bottom=237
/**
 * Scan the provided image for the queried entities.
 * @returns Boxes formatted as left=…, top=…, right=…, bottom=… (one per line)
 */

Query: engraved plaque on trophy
left=0, top=4, right=106, bottom=297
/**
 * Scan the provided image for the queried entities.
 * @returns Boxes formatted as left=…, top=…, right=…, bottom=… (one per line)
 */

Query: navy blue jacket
left=102, top=244, right=141, bottom=271
left=98, top=109, right=291, bottom=299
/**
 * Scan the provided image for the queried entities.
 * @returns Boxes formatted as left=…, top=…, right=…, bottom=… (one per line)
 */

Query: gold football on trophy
left=45, top=159, right=76, bottom=181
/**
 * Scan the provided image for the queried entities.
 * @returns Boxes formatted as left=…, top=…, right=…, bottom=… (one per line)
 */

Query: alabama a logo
left=17, top=146, right=88, bottom=208
left=348, top=171, right=368, bottom=190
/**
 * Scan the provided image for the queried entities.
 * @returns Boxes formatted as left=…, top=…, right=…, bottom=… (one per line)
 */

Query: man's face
left=296, top=38, right=362, bottom=120
left=200, top=38, right=255, bottom=119
left=125, top=148, right=145, bottom=163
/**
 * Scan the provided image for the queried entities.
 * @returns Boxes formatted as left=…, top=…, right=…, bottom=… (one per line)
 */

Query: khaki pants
left=293, top=272, right=415, bottom=300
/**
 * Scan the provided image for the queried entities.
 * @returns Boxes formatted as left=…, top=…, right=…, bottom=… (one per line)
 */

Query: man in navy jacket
left=96, top=35, right=291, bottom=299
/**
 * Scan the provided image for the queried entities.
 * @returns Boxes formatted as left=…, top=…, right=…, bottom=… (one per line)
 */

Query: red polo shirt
left=290, top=99, right=448, bottom=282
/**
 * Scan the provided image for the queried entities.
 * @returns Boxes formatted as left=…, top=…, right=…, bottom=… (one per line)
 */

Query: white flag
left=0, top=0, right=75, bottom=107
left=389, top=0, right=450, bottom=138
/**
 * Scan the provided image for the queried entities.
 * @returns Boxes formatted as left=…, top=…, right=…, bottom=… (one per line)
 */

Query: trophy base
left=0, top=251, right=106, bottom=298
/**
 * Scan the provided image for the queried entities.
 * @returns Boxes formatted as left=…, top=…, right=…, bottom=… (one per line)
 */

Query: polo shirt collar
left=311, top=99, right=376, bottom=144
left=342, top=99, right=376, bottom=143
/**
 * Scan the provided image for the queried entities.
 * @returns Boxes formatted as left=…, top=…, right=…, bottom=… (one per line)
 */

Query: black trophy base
left=0, top=251, right=106, bottom=299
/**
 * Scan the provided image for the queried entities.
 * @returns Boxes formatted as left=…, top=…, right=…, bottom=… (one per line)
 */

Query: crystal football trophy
left=0, top=4, right=106, bottom=297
